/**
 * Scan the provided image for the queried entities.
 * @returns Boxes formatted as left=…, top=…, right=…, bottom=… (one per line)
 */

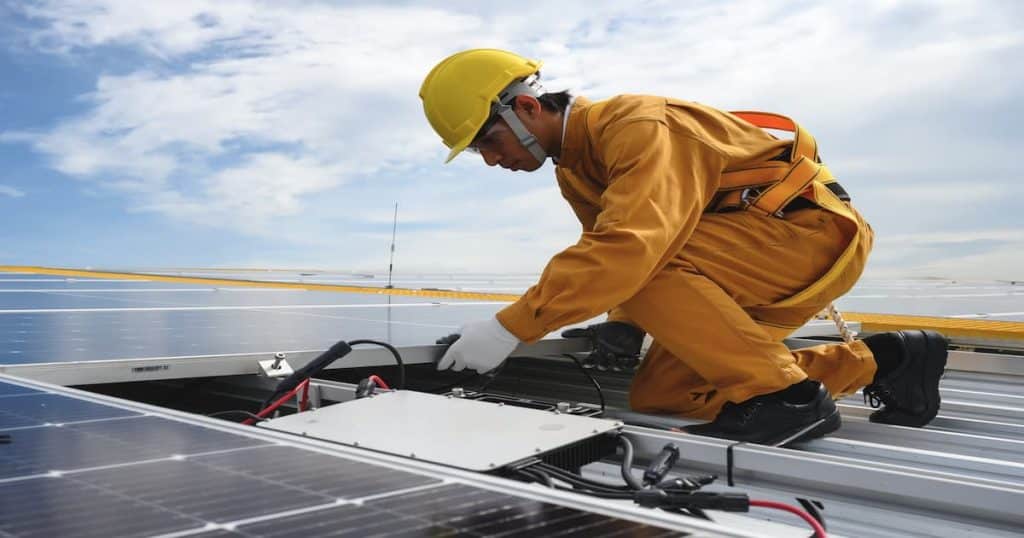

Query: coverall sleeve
left=557, top=174, right=599, bottom=233
left=559, top=173, right=639, bottom=329
left=497, top=119, right=725, bottom=342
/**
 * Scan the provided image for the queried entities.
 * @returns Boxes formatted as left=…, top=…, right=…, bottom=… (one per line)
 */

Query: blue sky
left=1, top=0, right=1021, bottom=279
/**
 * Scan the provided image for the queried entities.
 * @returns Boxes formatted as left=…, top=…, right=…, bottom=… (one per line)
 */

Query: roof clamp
left=258, top=352, right=295, bottom=378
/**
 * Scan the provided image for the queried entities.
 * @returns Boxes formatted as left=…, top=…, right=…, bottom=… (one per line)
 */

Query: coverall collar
left=556, top=95, right=591, bottom=171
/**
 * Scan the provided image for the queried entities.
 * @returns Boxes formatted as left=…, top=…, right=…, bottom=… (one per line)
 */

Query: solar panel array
left=0, top=272, right=507, bottom=366
left=3, top=271, right=1022, bottom=370
left=0, top=378, right=685, bottom=537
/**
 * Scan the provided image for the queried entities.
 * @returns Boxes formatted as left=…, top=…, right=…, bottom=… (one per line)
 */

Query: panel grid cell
left=191, top=445, right=441, bottom=500
left=0, top=477, right=203, bottom=538
left=0, top=393, right=140, bottom=429
left=69, top=460, right=333, bottom=523
left=67, top=415, right=269, bottom=455
left=0, top=383, right=38, bottom=397
left=364, top=483, right=686, bottom=538
left=0, top=425, right=158, bottom=479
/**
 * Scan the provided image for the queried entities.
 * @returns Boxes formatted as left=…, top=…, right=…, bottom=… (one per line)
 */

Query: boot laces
left=731, top=400, right=763, bottom=425
left=863, top=384, right=896, bottom=409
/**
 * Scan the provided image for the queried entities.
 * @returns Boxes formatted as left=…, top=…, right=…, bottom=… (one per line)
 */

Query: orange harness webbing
left=712, top=111, right=839, bottom=216
left=713, top=111, right=865, bottom=309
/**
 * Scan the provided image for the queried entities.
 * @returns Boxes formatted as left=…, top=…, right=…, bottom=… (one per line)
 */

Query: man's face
left=467, top=115, right=543, bottom=172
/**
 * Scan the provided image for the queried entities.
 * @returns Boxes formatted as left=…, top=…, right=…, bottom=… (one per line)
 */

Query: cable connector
left=643, top=443, right=680, bottom=486
left=657, top=474, right=717, bottom=492
left=355, top=378, right=377, bottom=399
left=268, top=340, right=352, bottom=404
left=635, top=490, right=750, bottom=512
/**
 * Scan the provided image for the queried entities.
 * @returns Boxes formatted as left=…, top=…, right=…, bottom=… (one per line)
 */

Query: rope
left=827, top=302, right=857, bottom=343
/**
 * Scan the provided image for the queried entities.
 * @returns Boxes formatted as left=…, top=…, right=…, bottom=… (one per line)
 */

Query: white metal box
left=260, top=390, right=622, bottom=471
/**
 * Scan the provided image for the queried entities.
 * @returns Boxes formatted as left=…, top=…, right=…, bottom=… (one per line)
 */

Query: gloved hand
left=436, top=317, right=520, bottom=373
left=562, top=321, right=645, bottom=371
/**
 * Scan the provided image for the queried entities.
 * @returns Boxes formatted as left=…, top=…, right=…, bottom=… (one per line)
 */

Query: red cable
left=750, top=499, right=828, bottom=537
left=368, top=375, right=390, bottom=390
left=299, top=380, right=310, bottom=412
left=243, top=378, right=310, bottom=425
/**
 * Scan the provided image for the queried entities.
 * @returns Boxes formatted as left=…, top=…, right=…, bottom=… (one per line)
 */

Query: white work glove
left=437, top=317, right=520, bottom=373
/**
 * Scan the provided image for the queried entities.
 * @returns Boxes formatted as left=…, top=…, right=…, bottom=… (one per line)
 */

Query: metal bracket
left=257, top=352, right=294, bottom=378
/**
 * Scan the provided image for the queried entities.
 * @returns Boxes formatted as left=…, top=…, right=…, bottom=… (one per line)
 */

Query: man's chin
left=521, top=158, right=544, bottom=172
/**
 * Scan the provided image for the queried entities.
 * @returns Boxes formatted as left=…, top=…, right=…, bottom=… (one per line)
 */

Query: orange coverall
left=496, top=95, right=877, bottom=419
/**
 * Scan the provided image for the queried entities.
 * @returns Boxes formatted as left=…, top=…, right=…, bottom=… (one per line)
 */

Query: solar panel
left=0, top=393, right=140, bottom=428
left=73, top=459, right=333, bottom=522
left=0, top=288, right=502, bottom=366
left=0, top=379, right=687, bottom=537
left=362, top=483, right=683, bottom=537
left=0, top=382, right=39, bottom=397
left=192, top=445, right=440, bottom=499
left=0, top=478, right=201, bottom=538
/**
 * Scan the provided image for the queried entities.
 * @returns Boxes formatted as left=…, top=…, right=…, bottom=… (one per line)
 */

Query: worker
left=420, top=49, right=948, bottom=444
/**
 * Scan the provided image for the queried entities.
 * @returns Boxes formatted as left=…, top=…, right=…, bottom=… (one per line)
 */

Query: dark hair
left=537, top=90, right=572, bottom=113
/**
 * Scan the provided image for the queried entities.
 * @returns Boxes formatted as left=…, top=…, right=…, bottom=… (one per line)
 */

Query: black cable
left=207, top=410, right=268, bottom=423
left=347, top=339, right=406, bottom=389
left=534, top=463, right=632, bottom=493
left=517, top=468, right=555, bottom=488
left=262, top=339, right=352, bottom=407
left=428, top=358, right=510, bottom=394
left=427, top=371, right=482, bottom=394
left=517, top=470, right=633, bottom=499
left=666, top=507, right=714, bottom=521
left=474, top=360, right=510, bottom=392
left=618, top=435, right=646, bottom=490
left=563, top=353, right=606, bottom=413
left=797, top=498, right=828, bottom=532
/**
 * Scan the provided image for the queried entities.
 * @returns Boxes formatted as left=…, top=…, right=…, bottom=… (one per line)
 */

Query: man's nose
left=480, top=148, right=501, bottom=167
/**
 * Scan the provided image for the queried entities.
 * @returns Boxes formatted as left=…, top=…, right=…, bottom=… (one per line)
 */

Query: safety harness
left=712, top=111, right=866, bottom=309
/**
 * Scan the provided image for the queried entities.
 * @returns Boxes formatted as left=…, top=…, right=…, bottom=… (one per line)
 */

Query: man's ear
left=513, top=94, right=541, bottom=117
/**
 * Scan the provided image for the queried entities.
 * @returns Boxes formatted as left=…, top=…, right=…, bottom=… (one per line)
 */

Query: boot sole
left=870, top=330, right=948, bottom=427
left=773, top=408, right=842, bottom=447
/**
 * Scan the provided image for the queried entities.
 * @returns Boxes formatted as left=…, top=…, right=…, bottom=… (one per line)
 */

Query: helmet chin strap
left=494, top=75, right=549, bottom=165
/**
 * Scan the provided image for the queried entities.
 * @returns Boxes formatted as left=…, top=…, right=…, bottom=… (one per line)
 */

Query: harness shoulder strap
left=718, top=111, right=829, bottom=216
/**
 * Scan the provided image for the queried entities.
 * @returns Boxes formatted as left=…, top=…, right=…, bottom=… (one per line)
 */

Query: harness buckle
left=740, top=188, right=785, bottom=218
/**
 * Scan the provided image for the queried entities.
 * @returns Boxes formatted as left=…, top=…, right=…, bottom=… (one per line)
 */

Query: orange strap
left=718, top=112, right=867, bottom=311
left=714, top=111, right=830, bottom=216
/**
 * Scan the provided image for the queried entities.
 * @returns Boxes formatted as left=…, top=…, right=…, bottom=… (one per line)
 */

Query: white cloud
left=3, top=0, right=1022, bottom=277
left=0, top=185, right=26, bottom=198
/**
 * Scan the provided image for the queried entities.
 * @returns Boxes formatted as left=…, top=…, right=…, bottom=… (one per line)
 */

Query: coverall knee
left=623, top=206, right=877, bottom=420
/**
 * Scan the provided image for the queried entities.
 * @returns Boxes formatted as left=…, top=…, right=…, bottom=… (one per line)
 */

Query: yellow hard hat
left=420, top=49, right=542, bottom=163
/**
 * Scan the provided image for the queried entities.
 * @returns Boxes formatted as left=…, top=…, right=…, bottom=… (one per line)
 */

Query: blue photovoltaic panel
left=0, top=393, right=140, bottom=429
left=192, top=445, right=441, bottom=499
left=0, top=383, right=39, bottom=397
left=0, top=478, right=202, bottom=538
left=3, top=274, right=1021, bottom=370
left=0, top=424, right=162, bottom=478
left=0, top=413, right=270, bottom=479
left=69, top=414, right=268, bottom=454
left=0, top=379, right=684, bottom=537
left=0, top=306, right=501, bottom=365
left=236, top=483, right=685, bottom=538
left=70, top=459, right=333, bottom=522
left=0, top=274, right=508, bottom=366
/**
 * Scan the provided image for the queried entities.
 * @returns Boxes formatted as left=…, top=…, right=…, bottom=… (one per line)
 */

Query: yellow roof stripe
left=843, top=312, right=1024, bottom=341
left=0, top=266, right=520, bottom=302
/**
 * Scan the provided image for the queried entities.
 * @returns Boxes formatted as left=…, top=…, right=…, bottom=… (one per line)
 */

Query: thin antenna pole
left=386, top=202, right=398, bottom=289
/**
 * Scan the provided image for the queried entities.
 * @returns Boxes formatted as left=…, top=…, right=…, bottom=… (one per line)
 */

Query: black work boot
left=684, top=381, right=841, bottom=445
left=862, top=330, right=948, bottom=427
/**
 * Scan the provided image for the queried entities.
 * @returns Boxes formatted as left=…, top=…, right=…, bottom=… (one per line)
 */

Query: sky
left=0, top=0, right=1021, bottom=280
